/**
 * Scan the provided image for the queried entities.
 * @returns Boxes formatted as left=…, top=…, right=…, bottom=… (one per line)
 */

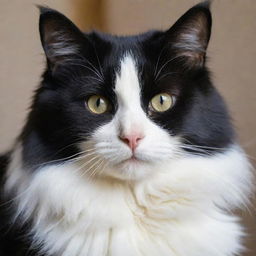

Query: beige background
left=0, top=0, right=255, bottom=255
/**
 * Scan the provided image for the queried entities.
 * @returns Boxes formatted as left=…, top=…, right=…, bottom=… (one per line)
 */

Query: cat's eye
left=149, top=93, right=175, bottom=113
left=87, top=95, right=109, bottom=114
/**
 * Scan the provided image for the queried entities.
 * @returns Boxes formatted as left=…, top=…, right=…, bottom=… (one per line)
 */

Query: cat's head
left=22, top=2, right=233, bottom=180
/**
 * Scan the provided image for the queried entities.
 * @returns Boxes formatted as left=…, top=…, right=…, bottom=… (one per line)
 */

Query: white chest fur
left=6, top=146, right=252, bottom=256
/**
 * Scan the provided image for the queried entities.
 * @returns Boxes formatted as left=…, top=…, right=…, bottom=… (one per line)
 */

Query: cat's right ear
left=38, top=6, right=85, bottom=70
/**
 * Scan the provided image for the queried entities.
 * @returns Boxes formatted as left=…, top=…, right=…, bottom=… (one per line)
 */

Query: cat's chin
left=103, top=157, right=156, bottom=181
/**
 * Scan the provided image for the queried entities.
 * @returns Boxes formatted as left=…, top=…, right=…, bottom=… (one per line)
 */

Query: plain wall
left=0, top=0, right=255, bottom=255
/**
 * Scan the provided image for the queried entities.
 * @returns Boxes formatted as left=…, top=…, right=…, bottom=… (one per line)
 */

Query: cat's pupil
left=96, top=98, right=101, bottom=108
left=160, top=95, right=164, bottom=105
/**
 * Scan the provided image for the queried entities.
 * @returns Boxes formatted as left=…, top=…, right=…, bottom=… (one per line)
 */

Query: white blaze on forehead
left=114, top=54, right=141, bottom=110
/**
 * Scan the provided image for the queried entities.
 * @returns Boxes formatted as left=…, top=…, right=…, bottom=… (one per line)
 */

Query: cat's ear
left=166, top=1, right=212, bottom=67
left=39, top=7, right=85, bottom=68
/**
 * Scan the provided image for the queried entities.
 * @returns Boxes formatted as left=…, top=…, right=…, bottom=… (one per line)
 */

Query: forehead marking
left=114, top=54, right=141, bottom=109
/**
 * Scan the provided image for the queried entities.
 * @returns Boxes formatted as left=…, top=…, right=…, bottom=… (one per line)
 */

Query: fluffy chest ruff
left=6, top=146, right=252, bottom=256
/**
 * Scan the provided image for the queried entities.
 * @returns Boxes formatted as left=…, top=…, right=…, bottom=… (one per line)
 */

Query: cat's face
left=22, top=4, right=233, bottom=180
left=84, top=54, right=181, bottom=180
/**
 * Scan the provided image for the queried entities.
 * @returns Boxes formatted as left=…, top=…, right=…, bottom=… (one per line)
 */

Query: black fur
left=0, top=2, right=234, bottom=255
left=19, top=3, right=233, bottom=170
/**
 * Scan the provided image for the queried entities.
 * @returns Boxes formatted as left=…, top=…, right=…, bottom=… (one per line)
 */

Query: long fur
left=0, top=2, right=253, bottom=256
left=4, top=144, right=252, bottom=256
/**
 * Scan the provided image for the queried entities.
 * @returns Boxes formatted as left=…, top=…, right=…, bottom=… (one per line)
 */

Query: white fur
left=5, top=55, right=253, bottom=256
left=174, top=28, right=204, bottom=52
left=6, top=145, right=252, bottom=256
left=46, top=31, right=78, bottom=60
left=173, top=27, right=206, bottom=64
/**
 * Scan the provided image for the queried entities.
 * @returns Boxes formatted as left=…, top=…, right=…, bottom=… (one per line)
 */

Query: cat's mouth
left=118, top=154, right=148, bottom=166
left=122, top=155, right=139, bottom=163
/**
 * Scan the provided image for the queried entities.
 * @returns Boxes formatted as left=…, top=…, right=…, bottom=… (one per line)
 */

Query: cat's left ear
left=166, top=1, right=212, bottom=67
left=39, top=7, right=86, bottom=69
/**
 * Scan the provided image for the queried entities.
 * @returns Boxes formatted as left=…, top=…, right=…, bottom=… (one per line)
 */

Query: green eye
left=87, top=95, right=109, bottom=114
left=150, top=93, right=175, bottom=112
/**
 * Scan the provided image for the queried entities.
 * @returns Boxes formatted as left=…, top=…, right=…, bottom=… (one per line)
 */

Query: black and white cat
left=0, top=2, right=253, bottom=256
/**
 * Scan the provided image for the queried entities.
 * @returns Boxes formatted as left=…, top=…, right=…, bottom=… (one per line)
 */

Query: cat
left=0, top=1, right=253, bottom=256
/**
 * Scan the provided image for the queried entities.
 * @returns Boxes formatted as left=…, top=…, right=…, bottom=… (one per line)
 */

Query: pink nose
left=119, top=133, right=144, bottom=151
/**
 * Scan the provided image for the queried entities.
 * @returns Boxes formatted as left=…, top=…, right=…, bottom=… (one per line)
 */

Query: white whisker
left=155, top=55, right=180, bottom=80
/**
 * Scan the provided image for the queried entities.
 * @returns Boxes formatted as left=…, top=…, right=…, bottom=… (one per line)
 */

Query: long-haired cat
left=0, top=2, right=253, bottom=256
